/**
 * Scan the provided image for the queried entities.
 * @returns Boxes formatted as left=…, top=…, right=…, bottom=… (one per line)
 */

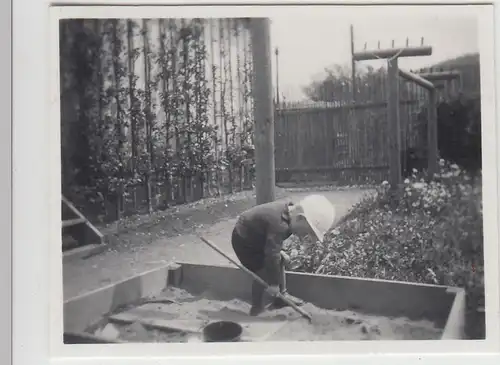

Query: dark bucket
left=202, top=321, right=243, bottom=342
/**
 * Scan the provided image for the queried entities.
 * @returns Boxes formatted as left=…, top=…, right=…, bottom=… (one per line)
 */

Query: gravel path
left=63, top=188, right=374, bottom=299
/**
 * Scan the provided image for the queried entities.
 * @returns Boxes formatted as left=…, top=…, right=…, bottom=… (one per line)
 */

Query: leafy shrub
left=437, top=97, right=482, bottom=176
left=283, top=160, right=484, bottom=338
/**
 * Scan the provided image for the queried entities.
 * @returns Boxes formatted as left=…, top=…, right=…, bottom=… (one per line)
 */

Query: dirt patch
left=99, top=190, right=279, bottom=255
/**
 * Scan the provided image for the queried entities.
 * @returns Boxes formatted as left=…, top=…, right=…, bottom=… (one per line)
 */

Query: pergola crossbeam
left=414, top=71, right=461, bottom=81
left=350, top=26, right=439, bottom=185
left=399, top=69, right=435, bottom=90
left=353, top=46, right=432, bottom=61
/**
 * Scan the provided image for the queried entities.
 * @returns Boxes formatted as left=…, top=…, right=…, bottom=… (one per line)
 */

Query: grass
left=283, top=160, right=484, bottom=339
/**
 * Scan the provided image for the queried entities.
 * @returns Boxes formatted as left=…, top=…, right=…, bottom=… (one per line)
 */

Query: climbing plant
left=60, top=18, right=255, bottom=222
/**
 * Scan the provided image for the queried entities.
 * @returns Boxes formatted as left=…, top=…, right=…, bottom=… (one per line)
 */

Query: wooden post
left=398, top=68, right=442, bottom=178
left=275, top=47, right=280, bottom=106
left=142, top=19, right=153, bottom=214
left=387, top=57, right=402, bottom=187
left=427, top=88, right=438, bottom=178
left=351, top=41, right=437, bottom=186
left=250, top=18, right=276, bottom=205
left=350, top=25, right=356, bottom=102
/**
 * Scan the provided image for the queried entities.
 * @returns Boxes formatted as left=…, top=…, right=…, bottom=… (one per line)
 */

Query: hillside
left=421, top=53, right=481, bottom=96
left=431, top=53, right=479, bottom=69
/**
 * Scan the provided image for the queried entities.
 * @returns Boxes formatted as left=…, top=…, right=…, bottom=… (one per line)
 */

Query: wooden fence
left=274, top=64, right=475, bottom=185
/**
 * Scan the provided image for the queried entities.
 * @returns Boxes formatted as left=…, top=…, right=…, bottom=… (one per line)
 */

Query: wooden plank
left=277, top=100, right=418, bottom=115
left=441, top=288, right=466, bottom=339
left=64, top=331, right=127, bottom=344
left=62, top=195, right=104, bottom=246
left=388, top=57, right=402, bottom=187
left=63, top=264, right=179, bottom=333
left=353, top=46, right=432, bottom=61
left=399, top=69, right=435, bottom=90
left=415, top=71, right=461, bottom=81
left=62, top=217, right=86, bottom=228
left=427, top=88, right=439, bottom=178
left=295, top=116, right=302, bottom=167
left=62, top=195, right=86, bottom=220
left=276, top=165, right=389, bottom=173
left=109, top=312, right=207, bottom=333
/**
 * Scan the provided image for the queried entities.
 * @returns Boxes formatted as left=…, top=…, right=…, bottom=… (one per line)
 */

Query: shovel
left=198, top=235, right=313, bottom=323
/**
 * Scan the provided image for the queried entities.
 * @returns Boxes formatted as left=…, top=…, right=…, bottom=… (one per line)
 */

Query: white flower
left=381, top=180, right=389, bottom=186
left=412, top=182, right=425, bottom=189
left=332, top=229, right=340, bottom=236
left=404, top=178, right=410, bottom=184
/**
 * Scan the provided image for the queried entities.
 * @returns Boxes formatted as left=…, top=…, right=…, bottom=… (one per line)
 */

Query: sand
left=93, top=287, right=442, bottom=342
left=267, top=303, right=442, bottom=341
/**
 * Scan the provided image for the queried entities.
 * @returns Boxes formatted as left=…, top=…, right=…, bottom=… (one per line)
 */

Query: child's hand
left=266, top=285, right=280, bottom=297
left=280, top=251, right=291, bottom=267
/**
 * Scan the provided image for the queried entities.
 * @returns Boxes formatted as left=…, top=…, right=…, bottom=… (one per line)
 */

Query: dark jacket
left=233, top=200, right=293, bottom=284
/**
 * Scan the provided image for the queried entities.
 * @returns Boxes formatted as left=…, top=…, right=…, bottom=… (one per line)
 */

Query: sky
left=268, top=7, right=479, bottom=101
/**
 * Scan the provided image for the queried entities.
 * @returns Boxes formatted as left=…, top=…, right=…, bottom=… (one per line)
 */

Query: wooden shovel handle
left=198, top=235, right=312, bottom=323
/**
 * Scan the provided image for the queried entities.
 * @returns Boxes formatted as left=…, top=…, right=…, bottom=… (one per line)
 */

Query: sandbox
left=63, top=262, right=466, bottom=343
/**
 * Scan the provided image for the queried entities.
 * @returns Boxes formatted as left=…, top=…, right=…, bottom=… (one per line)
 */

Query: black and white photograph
left=55, top=4, right=496, bottom=350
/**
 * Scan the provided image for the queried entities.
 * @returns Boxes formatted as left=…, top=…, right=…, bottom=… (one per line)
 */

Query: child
left=231, top=195, right=335, bottom=316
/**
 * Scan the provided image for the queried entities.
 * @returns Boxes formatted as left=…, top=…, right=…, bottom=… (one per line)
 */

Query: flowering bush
left=283, top=160, right=484, bottom=338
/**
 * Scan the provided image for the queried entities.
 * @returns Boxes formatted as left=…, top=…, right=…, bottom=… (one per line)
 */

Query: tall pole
left=387, top=57, right=402, bottom=187
left=275, top=47, right=280, bottom=106
left=251, top=18, right=276, bottom=205
left=427, top=88, right=438, bottom=178
left=350, top=25, right=356, bottom=102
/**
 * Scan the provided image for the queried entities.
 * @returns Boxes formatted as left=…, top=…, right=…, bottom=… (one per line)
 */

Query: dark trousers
left=231, top=228, right=286, bottom=310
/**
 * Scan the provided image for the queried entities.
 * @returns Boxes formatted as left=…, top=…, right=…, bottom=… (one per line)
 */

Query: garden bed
left=283, top=162, right=484, bottom=339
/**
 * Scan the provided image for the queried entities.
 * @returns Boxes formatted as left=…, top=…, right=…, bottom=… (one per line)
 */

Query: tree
left=302, top=64, right=388, bottom=103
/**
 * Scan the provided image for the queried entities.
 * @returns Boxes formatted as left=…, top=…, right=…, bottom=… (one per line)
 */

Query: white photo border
left=1, top=0, right=12, bottom=365
left=12, top=1, right=500, bottom=365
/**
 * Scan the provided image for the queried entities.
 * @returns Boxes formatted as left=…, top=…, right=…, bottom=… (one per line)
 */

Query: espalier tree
left=61, top=18, right=256, bottom=220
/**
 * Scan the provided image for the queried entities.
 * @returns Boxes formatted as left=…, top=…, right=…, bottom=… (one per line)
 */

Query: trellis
left=60, top=18, right=256, bottom=222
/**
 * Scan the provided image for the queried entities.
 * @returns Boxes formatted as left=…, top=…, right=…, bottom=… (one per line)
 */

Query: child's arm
left=263, top=231, right=284, bottom=287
